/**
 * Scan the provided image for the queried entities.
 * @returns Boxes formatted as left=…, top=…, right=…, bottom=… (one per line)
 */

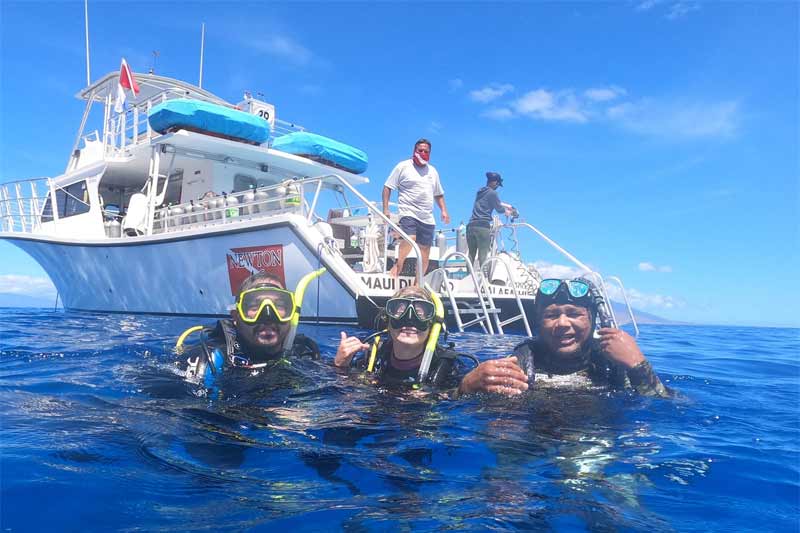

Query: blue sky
left=1, top=1, right=798, bottom=327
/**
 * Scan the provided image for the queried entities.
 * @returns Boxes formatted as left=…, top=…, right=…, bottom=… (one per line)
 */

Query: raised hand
left=458, top=356, right=529, bottom=396
left=334, top=331, right=370, bottom=368
left=596, top=328, right=646, bottom=369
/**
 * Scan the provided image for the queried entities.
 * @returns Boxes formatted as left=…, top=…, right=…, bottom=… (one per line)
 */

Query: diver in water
left=335, top=285, right=477, bottom=391
left=176, top=269, right=325, bottom=385
left=459, top=277, right=672, bottom=398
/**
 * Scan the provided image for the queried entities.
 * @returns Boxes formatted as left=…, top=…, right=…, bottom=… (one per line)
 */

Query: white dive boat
left=0, top=70, right=637, bottom=334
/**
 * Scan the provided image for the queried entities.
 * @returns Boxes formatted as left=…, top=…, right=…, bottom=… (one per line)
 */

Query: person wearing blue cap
left=466, top=172, right=513, bottom=270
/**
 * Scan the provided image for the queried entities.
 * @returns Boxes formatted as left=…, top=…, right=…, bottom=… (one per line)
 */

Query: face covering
left=413, top=150, right=430, bottom=166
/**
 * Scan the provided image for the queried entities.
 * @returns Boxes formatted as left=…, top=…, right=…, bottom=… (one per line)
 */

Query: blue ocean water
left=0, top=308, right=798, bottom=532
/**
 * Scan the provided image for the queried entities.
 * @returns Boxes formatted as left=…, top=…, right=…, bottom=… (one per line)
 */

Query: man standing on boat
left=466, top=171, right=513, bottom=270
left=383, top=138, right=450, bottom=281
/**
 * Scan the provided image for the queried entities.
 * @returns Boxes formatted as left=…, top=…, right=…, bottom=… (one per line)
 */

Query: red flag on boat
left=114, top=59, right=140, bottom=113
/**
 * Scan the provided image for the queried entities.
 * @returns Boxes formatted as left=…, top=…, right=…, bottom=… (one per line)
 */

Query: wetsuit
left=183, top=319, right=320, bottom=381
left=513, top=338, right=671, bottom=398
left=353, top=338, right=464, bottom=390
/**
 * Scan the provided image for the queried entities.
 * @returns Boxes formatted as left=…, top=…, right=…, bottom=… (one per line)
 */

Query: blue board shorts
left=399, top=216, right=435, bottom=246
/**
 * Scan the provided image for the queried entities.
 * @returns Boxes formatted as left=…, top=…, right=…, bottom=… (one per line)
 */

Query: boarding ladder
left=480, top=255, right=533, bottom=336
left=428, top=252, right=498, bottom=334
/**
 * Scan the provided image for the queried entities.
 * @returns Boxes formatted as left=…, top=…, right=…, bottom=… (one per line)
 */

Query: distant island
left=610, top=301, right=684, bottom=325
left=0, top=293, right=58, bottom=309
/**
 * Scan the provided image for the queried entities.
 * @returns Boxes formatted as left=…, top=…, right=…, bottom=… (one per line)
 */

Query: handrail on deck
left=481, top=255, right=533, bottom=336
left=436, top=251, right=496, bottom=334
left=308, top=174, right=424, bottom=283
left=506, top=221, right=639, bottom=336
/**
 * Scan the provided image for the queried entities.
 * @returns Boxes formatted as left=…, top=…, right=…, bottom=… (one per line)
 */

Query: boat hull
left=4, top=221, right=359, bottom=323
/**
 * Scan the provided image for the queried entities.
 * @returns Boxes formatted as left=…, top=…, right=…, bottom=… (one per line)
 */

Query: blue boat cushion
left=148, top=99, right=270, bottom=145
left=272, top=132, right=368, bottom=174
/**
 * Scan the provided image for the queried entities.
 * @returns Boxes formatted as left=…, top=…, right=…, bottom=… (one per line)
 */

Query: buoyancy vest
left=182, top=319, right=320, bottom=384
left=360, top=338, right=462, bottom=389
left=513, top=337, right=629, bottom=390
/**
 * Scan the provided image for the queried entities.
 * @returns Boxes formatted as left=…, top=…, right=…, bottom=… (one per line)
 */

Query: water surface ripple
left=1, top=309, right=797, bottom=531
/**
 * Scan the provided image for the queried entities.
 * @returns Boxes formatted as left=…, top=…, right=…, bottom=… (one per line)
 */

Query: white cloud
left=584, top=86, right=626, bottom=102
left=482, top=107, right=515, bottom=120
left=607, top=99, right=740, bottom=139
left=531, top=261, right=588, bottom=280
left=635, top=0, right=699, bottom=19
left=428, top=121, right=443, bottom=134
left=469, top=83, right=514, bottom=103
left=530, top=262, right=680, bottom=310
left=667, top=2, right=700, bottom=19
left=512, top=89, right=588, bottom=123
left=449, top=78, right=464, bottom=92
left=639, top=262, right=672, bottom=273
left=242, top=35, right=313, bottom=66
left=0, top=274, right=56, bottom=297
left=636, top=0, right=664, bottom=11
left=614, top=287, right=685, bottom=310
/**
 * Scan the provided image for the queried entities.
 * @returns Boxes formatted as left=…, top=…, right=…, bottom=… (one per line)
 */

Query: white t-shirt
left=384, top=159, right=444, bottom=225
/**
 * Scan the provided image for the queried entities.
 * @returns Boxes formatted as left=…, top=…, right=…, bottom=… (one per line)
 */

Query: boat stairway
left=427, top=252, right=532, bottom=336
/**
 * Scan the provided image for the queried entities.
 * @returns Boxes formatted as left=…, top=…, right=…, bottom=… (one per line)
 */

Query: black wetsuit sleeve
left=291, top=334, right=321, bottom=360
left=512, top=340, right=535, bottom=380
left=626, top=360, right=672, bottom=398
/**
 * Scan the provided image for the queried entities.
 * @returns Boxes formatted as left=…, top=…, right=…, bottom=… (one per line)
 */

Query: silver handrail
left=481, top=255, right=532, bottom=336
left=508, top=222, right=593, bottom=273
left=606, top=275, right=639, bottom=337
left=438, top=251, right=495, bottom=334
left=314, top=174, right=424, bottom=283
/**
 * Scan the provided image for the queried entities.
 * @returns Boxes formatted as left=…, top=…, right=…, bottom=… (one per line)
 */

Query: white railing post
left=133, top=106, right=139, bottom=145
left=323, top=174, right=423, bottom=283
left=145, top=146, right=161, bottom=236
left=14, top=183, right=26, bottom=232
left=146, top=100, right=152, bottom=140
left=0, top=186, right=10, bottom=232
left=120, top=111, right=127, bottom=150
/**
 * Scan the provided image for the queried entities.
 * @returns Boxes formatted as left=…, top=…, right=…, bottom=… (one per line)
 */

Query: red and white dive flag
left=114, top=58, right=140, bottom=113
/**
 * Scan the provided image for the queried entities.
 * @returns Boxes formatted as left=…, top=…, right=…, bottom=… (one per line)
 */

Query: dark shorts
left=399, top=216, right=435, bottom=246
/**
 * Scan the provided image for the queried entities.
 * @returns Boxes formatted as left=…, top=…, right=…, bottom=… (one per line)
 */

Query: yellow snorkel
left=175, top=325, right=204, bottom=353
left=282, top=267, right=327, bottom=350
left=418, top=286, right=445, bottom=383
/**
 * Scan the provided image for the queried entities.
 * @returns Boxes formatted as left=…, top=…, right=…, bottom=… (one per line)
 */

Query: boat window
left=42, top=181, right=91, bottom=221
left=63, top=181, right=91, bottom=217
left=41, top=195, right=54, bottom=222
left=233, top=174, right=256, bottom=192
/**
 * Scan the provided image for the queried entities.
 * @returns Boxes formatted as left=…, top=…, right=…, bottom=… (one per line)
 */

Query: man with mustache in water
left=458, top=278, right=671, bottom=398
left=179, top=271, right=320, bottom=383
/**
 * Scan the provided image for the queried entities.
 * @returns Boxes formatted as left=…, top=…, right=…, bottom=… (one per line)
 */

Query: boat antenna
left=149, top=50, right=160, bottom=74
left=198, top=22, right=206, bottom=88
left=83, top=0, right=91, bottom=86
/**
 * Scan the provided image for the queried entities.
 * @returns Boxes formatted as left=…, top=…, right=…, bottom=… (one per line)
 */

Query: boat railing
left=504, top=221, right=639, bottom=335
left=297, top=174, right=425, bottom=283
left=0, top=177, right=50, bottom=233
left=140, top=173, right=421, bottom=280
left=150, top=183, right=304, bottom=235
left=432, top=251, right=497, bottom=334
left=481, top=255, right=533, bottom=336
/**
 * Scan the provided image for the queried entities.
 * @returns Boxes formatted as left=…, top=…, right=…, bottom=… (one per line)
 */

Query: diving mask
left=385, top=297, right=435, bottom=331
left=236, top=287, right=296, bottom=324
left=538, top=279, right=591, bottom=300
